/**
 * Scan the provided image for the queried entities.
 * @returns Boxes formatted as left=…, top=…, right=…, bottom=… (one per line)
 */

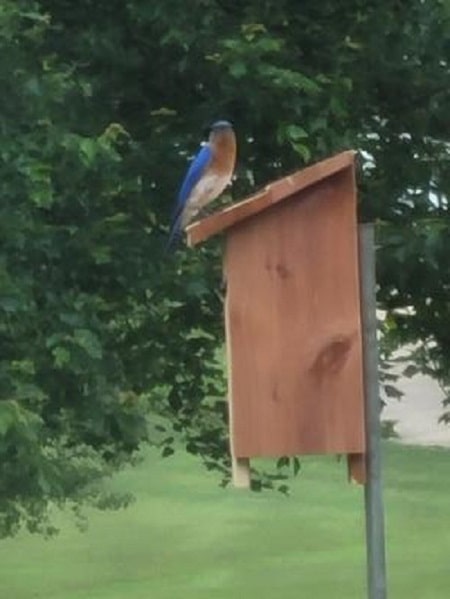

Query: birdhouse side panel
left=224, top=169, right=365, bottom=458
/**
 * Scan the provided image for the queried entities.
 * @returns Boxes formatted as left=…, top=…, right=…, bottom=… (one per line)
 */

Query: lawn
left=1, top=443, right=449, bottom=599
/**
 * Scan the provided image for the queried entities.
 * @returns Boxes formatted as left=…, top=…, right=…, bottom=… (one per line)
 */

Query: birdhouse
left=186, top=151, right=366, bottom=485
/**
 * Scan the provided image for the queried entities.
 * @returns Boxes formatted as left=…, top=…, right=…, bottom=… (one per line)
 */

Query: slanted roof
left=186, top=150, right=356, bottom=247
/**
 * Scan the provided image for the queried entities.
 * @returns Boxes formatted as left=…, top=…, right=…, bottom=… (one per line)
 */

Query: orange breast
left=210, top=129, right=237, bottom=176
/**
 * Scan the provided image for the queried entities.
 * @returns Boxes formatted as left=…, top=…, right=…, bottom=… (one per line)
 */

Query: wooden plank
left=231, top=456, right=251, bottom=488
left=224, top=166, right=365, bottom=458
left=186, top=151, right=356, bottom=246
left=225, top=286, right=251, bottom=489
left=347, top=453, right=366, bottom=484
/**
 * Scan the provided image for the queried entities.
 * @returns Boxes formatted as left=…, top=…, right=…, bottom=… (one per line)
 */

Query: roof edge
left=186, top=150, right=356, bottom=247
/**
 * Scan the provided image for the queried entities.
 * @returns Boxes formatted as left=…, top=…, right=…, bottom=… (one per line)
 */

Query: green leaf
left=286, top=125, right=308, bottom=141
left=276, top=456, right=289, bottom=468
left=79, top=138, right=98, bottom=166
left=241, top=23, right=267, bottom=41
left=278, top=484, right=289, bottom=495
left=402, top=364, right=419, bottom=378
left=150, top=107, right=177, bottom=117
left=73, top=329, right=103, bottom=360
left=291, top=142, right=311, bottom=162
left=186, top=328, right=215, bottom=341
left=229, top=61, right=247, bottom=78
left=91, top=246, right=112, bottom=265
left=384, top=384, right=404, bottom=399
left=0, top=296, right=22, bottom=312
left=52, top=346, right=71, bottom=367
left=0, top=401, right=18, bottom=436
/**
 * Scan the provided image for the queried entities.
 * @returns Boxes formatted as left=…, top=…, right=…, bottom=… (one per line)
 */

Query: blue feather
left=176, top=144, right=212, bottom=211
left=167, top=144, right=212, bottom=251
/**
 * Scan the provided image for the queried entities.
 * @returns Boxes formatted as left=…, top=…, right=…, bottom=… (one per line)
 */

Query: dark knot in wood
left=264, top=259, right=291, bottom=279
left=309, top=334, right=354, bottom=379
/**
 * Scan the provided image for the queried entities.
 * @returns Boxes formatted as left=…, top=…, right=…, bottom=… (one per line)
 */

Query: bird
left=167, top=120, right=236, bottom=249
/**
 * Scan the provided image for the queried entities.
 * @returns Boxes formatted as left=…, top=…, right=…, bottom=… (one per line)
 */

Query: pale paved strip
left=382, top=372, right=450, bottom=447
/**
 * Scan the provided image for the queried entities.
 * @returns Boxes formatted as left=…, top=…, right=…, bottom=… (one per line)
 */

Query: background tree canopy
left=1, top=0, right=449, bottom=537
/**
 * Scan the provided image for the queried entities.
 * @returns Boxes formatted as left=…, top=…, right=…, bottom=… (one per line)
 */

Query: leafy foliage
left=1, top=0, right=449, bottom=536
left=0, top=2, right=153, bottom=537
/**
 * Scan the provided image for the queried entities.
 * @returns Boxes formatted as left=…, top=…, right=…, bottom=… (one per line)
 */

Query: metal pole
left=358, top=224, right=387, bottom=599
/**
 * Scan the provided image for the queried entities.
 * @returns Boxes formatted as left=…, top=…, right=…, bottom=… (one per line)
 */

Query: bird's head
left=210, top=120, right=233, bottom=131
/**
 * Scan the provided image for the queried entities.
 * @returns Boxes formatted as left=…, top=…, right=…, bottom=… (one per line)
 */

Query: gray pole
left=358, top=224, right=387, bottom=599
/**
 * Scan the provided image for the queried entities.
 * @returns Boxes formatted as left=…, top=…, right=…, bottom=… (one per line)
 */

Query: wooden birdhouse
left=186, top=151, right=366, bottom=485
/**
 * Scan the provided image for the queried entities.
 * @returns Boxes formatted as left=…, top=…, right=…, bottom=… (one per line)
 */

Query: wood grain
left=186, top=151, right=356, bottom=247
left=224, top=166, right=365, bottom=459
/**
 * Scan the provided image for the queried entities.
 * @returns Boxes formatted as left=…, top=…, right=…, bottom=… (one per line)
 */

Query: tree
left=1, top=0, right=449, bottom=537
left=0, top=2, right=151, bottom=536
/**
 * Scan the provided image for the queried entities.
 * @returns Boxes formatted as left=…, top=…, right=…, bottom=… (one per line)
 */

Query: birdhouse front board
left=187, top=152, right=365, bottom=481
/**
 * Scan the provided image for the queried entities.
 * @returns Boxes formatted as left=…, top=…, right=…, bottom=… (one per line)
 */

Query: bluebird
left=167, top=120, right=236, bottom=249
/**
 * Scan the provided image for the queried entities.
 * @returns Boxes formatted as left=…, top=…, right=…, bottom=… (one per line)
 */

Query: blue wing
left=167, top=144, right=212, bottom=250
left=176, top=144, right=212, bottom=212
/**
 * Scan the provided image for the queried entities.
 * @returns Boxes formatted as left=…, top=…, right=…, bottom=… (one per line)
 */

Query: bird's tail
left=165, top=210, right=184, bottom=253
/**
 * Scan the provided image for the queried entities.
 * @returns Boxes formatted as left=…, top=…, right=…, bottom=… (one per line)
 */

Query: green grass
left=1, top=443, right=449, bottom=598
